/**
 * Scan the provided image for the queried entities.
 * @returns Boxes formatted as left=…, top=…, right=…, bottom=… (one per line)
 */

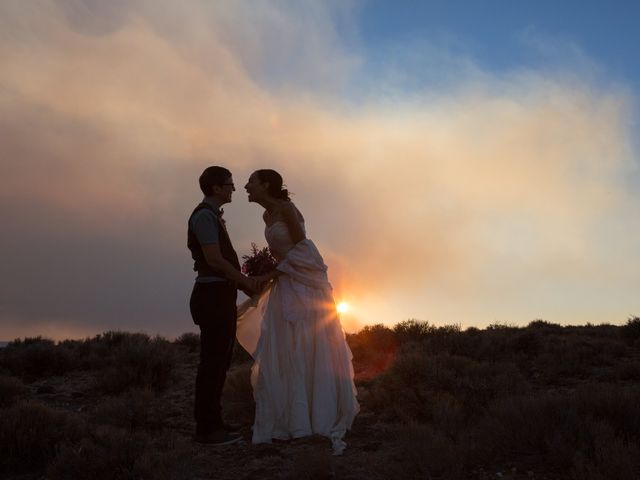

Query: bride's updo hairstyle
left=256, top=169, right=290, bottom=201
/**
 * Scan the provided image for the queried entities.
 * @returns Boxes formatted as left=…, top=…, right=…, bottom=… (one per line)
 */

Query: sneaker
left=195, top=429, right=242, bottom=446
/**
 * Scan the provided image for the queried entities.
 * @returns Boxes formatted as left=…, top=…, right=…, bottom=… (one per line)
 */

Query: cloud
left=0, top=0, right=638, bottom=339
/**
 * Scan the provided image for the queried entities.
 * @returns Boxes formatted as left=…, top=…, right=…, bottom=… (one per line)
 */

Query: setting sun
left=337, top=301, right=349, bottom=314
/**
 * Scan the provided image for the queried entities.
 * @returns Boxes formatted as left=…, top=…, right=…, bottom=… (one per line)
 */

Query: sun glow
left=336, top=301, right=349, bottom=314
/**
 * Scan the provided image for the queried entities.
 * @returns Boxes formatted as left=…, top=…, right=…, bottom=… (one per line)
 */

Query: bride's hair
left=256, top=169, right=290, bottom=201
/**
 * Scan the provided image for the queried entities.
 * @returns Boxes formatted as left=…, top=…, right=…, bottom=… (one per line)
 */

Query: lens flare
left=336, top=301, right=349, bottom=314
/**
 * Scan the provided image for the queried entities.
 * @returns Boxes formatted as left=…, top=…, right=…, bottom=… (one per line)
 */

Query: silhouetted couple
left=187, top=166, right=358, bottom=454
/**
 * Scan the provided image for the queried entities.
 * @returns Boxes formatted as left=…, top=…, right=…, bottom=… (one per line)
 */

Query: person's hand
left=254, top=273, right=274, bottom=287
left=239, top=276, right=261, bottom=297
left=239, top=285, right=254, bottom=297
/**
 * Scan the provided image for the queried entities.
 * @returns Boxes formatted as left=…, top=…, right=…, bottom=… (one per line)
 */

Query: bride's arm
left=281, top=202, right=306, bottom=244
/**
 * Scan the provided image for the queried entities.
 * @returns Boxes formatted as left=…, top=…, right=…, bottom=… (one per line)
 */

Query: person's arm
left=192, top=210, right=260, bottom=293
left=254, top=268, right=282, bottom=286
left=201, top=244, right=260, bottom=293
left=281, top=202, right=306, bottom=244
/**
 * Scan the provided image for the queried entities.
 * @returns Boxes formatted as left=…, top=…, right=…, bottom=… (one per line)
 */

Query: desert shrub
left=611, top=358, right=640, bottom=381
left=509, top=329, right=543, bottom=357
left=48, top=427, right=193, bottom=480
left=0, top=374, right=28, bottom=407
left=0, top=400, right=85, bottom=473
left=527, top=319, right=563, bottom=330
left=97, top=330, right=152, bottom=348
left=174, top=332, right=200, bottom=353
left=57, top=337, right=110, bottom=371
left=392, top=319, right=435, bottom=344
left=127, top=433, right=194, bottom=480
left=60, top=331, right=178, bottom=372
left=90, top=388, right=162, bottom=430
left=622, top=316, right=640, bottom=341
left=0, top=336, right=73, bottom=378
left=486, top=322, right=519, bottom=331
left=96, top=335, right=176, bottom=394
left=531, top=333, right=629, bottom=384
left=368, top=343, right=530, bottom=423
left=569, top=420, right=639, bottom=480
left=571, top=323, right=621, bottom=339
left=348, top=324, right=398, bottom=380
left=473, top=385, right=640, bottom=477
left=349, top=323, right=397, bottom=352
left=420, top=323, right=466, bottom=355
left=68, top=331, right=154, bottom=367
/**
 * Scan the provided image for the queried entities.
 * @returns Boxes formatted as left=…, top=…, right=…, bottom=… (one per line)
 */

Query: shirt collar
left=202, top=196, right=223, bottom=216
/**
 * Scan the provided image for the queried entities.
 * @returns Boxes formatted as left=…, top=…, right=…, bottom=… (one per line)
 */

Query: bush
left=47, top=427, right=193, bottom=480
left=392, top=319, right=435, bottom=344
left=0, top=337, right=73, bottom=378
left=368, top=343, right=530, bottom=423
left=0, top=401, right=85, bottom=473
left=90, top=388, right=162, bottom=430
left=622, top=316, right=640, bottom=341
left=96, top=334, right=177, bottom=394
left=0, top=374, right=28, bottom=407
left=527, top=319, right=563, bottom=330
left=471, top=386, right=640, bottom=478
left=348, top=324, right=398, bottom=380
left=174, top=332, right=200, bottom=353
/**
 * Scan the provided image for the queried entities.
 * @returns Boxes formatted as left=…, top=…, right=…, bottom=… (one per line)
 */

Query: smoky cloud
left=1, top=0, right=638, bottom=339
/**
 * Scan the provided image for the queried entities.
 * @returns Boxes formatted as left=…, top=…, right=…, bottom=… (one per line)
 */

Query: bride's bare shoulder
left=280, top=201, right=304, bottom=223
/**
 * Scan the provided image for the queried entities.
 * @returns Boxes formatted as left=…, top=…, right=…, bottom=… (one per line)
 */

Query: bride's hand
left=240, top=276, right=261, bottom=296
left=254, top=273, right=271, bottom=285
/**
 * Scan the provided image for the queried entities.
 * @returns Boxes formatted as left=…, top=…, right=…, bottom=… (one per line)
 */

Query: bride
left=236, top=169, right=359, bottom=455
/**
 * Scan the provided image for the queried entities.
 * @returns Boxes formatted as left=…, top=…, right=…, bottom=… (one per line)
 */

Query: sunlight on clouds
left=0, top=0, right=638, bottom=338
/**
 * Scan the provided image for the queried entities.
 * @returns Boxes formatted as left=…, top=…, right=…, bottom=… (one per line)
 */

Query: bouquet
left=242, top=243, right=278, bottom=277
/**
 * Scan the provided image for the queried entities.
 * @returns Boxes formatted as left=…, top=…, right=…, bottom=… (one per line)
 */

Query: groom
left=187, top=166, right=258, bottom=445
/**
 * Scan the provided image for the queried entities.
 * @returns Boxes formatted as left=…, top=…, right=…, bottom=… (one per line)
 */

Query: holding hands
left=239, top=273, right=275, bottom=297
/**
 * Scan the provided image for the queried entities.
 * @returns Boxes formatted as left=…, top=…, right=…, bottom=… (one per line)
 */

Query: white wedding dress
left=236, top=221, right=359, bottom=455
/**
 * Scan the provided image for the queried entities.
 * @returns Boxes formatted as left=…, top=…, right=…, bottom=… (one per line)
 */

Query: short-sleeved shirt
left=189, top=198, right=225, bottom=283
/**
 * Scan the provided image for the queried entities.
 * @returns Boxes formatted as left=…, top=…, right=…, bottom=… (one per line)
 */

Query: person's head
left=245, top=169, right=290, bottom=203
left=199, top=166, right=235, bottom=204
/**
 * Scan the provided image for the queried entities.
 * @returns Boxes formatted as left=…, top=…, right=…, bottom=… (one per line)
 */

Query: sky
left=1, top=0, right=639, bottom=340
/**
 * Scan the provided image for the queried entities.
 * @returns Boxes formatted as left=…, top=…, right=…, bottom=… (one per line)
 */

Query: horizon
left=1, top=317, right=637, bottom=345
left=1, top=1, right=639, bottom=340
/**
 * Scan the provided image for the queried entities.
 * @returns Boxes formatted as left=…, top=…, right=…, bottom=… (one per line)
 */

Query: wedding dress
left=236, top=221, right=359, bottom=455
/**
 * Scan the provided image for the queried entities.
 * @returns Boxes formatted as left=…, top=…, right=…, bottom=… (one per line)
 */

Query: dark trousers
left=189, top=281, right=237, bottom=435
